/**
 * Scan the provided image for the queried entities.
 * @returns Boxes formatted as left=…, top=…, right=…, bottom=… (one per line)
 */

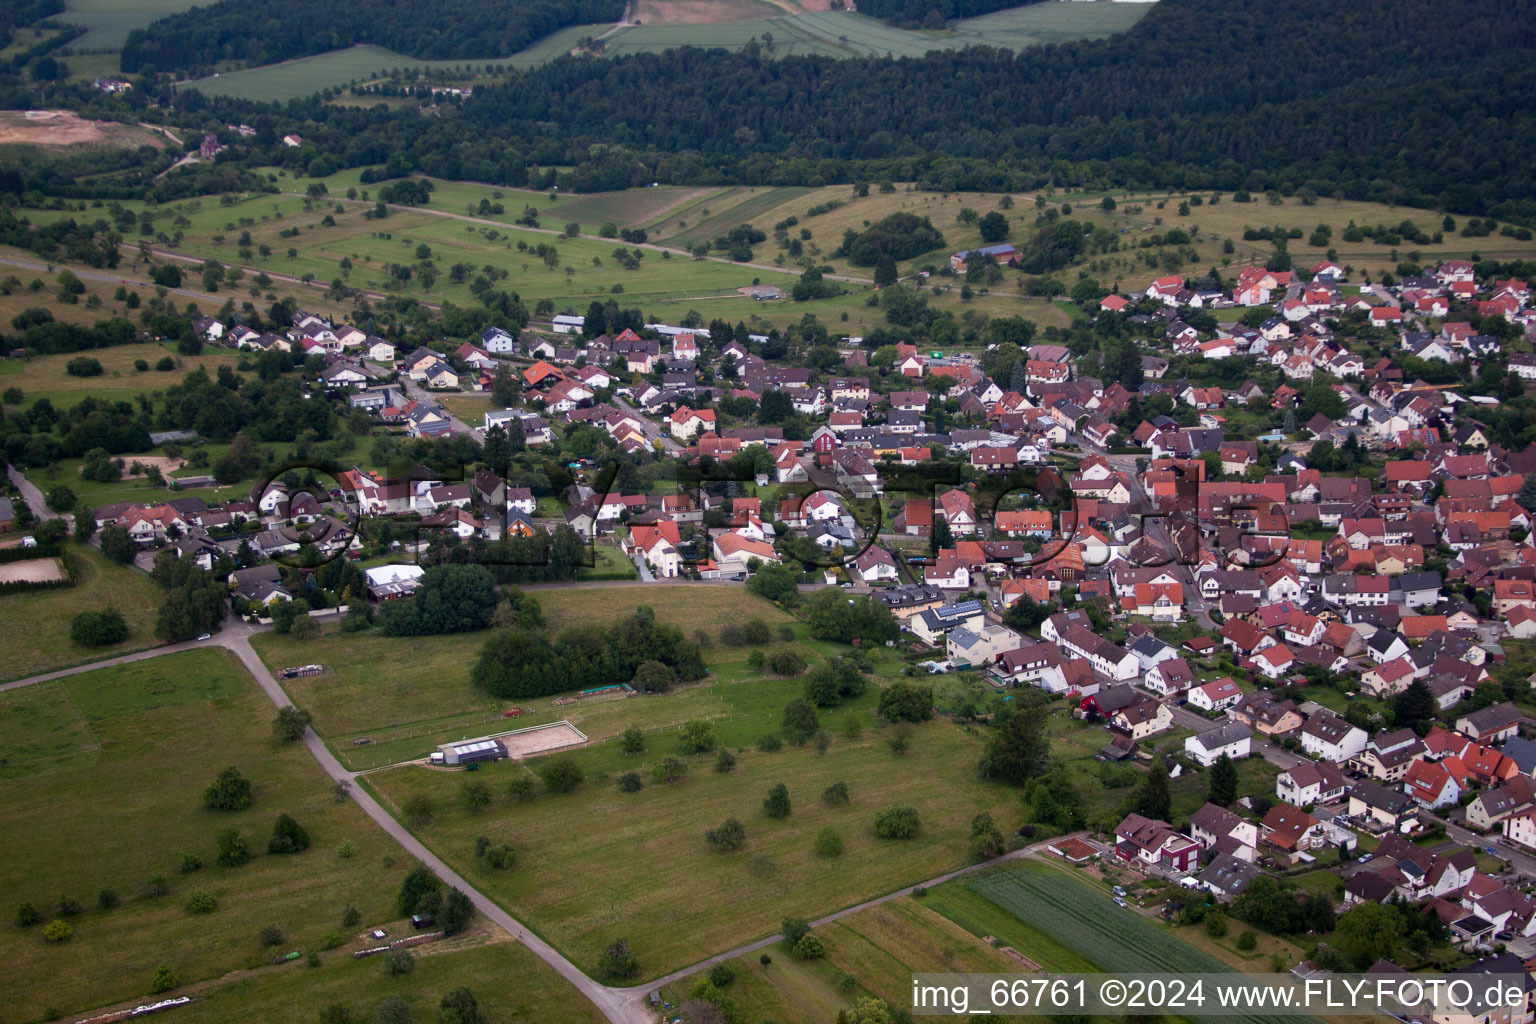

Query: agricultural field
left=667, top=896, right=1016, bottom=1021
left=0, top=546, right=165, bottom=682
left=0, top=650, right=411, bottom=1023
left=365, top=703, right=1020, bottom=980
left=174, top=1, right=1153, bottom=102
left=183, top=45, right=503, bottom=103
left=172, top=932, right=606, bottom=1024
left=62, top=0, right=201, bottom=52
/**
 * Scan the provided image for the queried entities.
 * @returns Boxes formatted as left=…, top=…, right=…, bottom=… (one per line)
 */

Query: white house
left=1299, top=711, right=1369, bottom=763
left=1185, top=722, right=1252, bottom=767
left=1276, top=762, right=1349, bottom=807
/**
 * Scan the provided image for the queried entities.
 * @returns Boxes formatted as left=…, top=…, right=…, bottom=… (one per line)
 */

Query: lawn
left=175, top=931, right=606, bottom=1024
left=0, top=649, right=412, bottom=1023
left=0, top=546, right=165, bottom=682
left=251, top=587, right=807, bottom=769
left=670, top=896, right=1015, bottom=1021
left=365, top=709, right=1019, bottom=980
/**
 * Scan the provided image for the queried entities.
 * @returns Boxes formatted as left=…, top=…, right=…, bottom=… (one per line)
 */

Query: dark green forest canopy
left=168, top=0, right=1536, bottom=221
left=120, top=0, right=624, bottom=73
left=857, top=0, right=1026, bottom=28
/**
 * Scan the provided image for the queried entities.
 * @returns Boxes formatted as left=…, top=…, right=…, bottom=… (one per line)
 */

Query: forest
left=856, top=0, right=1027, bottom=29
left=119, top=0, right=624, bottom=73
left=153, top=0, right=1536, bottom=224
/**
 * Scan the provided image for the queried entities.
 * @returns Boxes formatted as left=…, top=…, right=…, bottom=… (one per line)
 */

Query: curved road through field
left=5, top=583, right=1058, bottom=1023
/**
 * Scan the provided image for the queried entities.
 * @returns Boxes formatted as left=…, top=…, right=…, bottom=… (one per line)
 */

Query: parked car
left=1112, top=885, right=1126, bottom=897
left=196, top=633, right=212, bottom=641
left=1112, top=896, right=1128, bottom=908
left=1357, top=853, right=1373, bottom=863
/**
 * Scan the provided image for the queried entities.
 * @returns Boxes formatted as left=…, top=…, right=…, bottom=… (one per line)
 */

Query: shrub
left=65, top=356, right=103, bottom=377
left=707, top=963, right=736, bottom=987
left=704, top=817, right=748, bottom=852
left=537, top=757, right=584, bottom=794
left=179, top=852, right=202, bottom=874
left=43, top=919, right=72, bottom=942
left=617, top=771, right=644, bottom=793
left=483, top=843, right=516, bottom=870
left=259, top=924, right=286, bottom=947
left=793, top=933, right=825, bottom=960
left=273, top=706, right=313, bottom=741
left=70, top=609, right=129, bottom=646
left=873, top=805, right=921, bottom=839
left=600, top=937, right=639, bottom=981
left=767, top=648, right=807, bottom=676
left=822, top=781, right=850, bottom=806
left=16, top=902, right=41, bottom=927
left=782, top=918, right=811, bottom=946
left=814, top=827, right=844, bottom=857
left=97, top=888, right=120, bottom=910
left=215, top=828, right=251, bottom=868
left=402, top=793, right=435, bottom=826
left=337, top=840, right=356, bottom=859
left=140, top=875, right=170, bottom=900
left=204, top=766, right=253, bottom=811
left=506, top=776, right=536, bottom=803
left=184, top=890, right=217, bottom=914
left=383, top=949, right=415, bottom=976
left=757, top=734, right=783, bottom=753
left=653, top=757, right=687, bottom=783
left=1206, top=913, right=1228, bottom=938
left=55, top=896, right=82, bottom=917
left=268, top=813, right=311, bottom=854
left=763, top=782, right=791, bottom=819
left=713, top=748, right=737, bottom=773
left=1237, top=930, right=1258, bottom=951
left=676, top=719, right=717, bottom=755
left=341, top=905, right=361, bottom=928
left=150, top=965, right=177, bottom=993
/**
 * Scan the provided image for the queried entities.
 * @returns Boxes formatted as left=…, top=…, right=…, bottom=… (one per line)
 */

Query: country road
left=6, top=604, right=1081, bottom=1024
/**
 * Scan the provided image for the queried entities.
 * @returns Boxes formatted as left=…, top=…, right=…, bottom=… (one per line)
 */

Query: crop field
left=660, top=186, right=817, bottom=248
left=0, top=546, right=165, bottom=682
left=966, top=864, right=1234, bottom=974
left=0, top=649, right=412, bottom=1023
left=183, top=45, right=499, bottom=102
left=63, top=0, right=202, bottom=52
left=670, top=896, right=1015, bottom=1020
left=172, top=933, right=606, bottom=1024
left=366, top=707, right=1019, bottom=979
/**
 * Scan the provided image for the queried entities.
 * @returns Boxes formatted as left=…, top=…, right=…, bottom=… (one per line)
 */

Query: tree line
left=164, top=0, right=1536, bottom=225
left=120, top=0, right=625, bottom=74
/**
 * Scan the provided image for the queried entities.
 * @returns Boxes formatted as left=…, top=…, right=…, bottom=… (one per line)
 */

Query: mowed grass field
left=0, top=546, right=165, bottom=682
left=251, top=587, right=800, bottom=769
left=0, top=650, right=412, bottom=1023
left=670, top=896, right=1016, bottom=1020
left=366, top=707, right=1019, bottom=979
left=0, top=340, right=241, bottom=395
left=173, top=932, right=607, bottom=1024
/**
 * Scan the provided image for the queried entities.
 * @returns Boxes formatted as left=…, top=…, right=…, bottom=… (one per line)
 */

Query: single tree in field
left=273, top=706, right=312, bottom=741
left=763, top=782, right=791, bottom=819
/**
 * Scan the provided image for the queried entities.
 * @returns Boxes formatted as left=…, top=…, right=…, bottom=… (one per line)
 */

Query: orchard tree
left=273, top=706, right=312, bottom=741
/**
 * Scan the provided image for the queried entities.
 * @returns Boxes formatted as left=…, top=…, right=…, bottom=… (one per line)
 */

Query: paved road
left=7, top=464, right=59, bottom=522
